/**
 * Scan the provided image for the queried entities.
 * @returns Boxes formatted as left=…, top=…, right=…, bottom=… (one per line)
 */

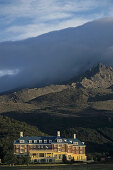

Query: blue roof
left=14, top=136, right=85, bottom=146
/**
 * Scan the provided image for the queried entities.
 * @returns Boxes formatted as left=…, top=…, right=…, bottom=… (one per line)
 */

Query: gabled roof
left=14, top=135, right=85, bottom=146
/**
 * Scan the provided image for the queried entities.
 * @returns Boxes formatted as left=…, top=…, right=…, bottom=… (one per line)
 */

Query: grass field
left=0, top=164, right=113, bottom=170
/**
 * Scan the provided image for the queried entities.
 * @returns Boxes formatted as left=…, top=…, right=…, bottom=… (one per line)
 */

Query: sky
left=0, top=0, right=113, bottom=42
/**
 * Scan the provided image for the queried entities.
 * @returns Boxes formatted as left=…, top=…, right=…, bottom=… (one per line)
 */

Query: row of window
left=20, top=139, right=52, bottom=144
left=54, top=148, right=65, bottom=152
left=54, top=144, right=65, bottom=147
left=19, top=139, right=79, bottom=145
left=68, top=146, right=83, bottom=150
left=16, top=149, right=27, bottom=153
left=30, top=145, right=51, bottom=149
left=16, top=145, right=27, bottom=148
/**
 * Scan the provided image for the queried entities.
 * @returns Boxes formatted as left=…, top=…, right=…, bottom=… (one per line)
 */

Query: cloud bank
left=0, top=17, right=113, bottom=92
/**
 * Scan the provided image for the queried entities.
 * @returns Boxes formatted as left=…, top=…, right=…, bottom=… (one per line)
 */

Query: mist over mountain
left=0, top=17, right=113, bottom=92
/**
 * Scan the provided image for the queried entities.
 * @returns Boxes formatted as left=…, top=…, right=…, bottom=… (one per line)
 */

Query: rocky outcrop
left=78, top=63, right=113, bottom=89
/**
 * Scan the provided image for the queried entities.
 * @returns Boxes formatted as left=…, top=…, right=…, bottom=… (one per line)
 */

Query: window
left=25, top=149, right=27, bottom=152
left=58, top=149, right=61, bottom=152
left=73, top=142, right=78, bottom=145
left=57, top=139, right=62, bottom=143
left=80, top=147, right=83, bottom=150
left=54, top=149, right=57, bottom=152
left=76, top=147, right=79, bottom=150
left=16, top=149, right=19, bottom=152
left=73, top=146, right=75, bottom=150
left=39, top=140, right=42, bottom=143
left=44, top=140, right=47, bottom=143
left=33, top=145, right=36, bottom=148
left=20, top=140, right=24, bottom=143
left=54, top=154, right=57, bottom=158
left=29, top=140, right=32, bottom=143
left=80, top=151, right=83, bottom=154
left=20, top=145, right=24, bottom=148
left=39, top=153, right=44, bottom=157
left=45, top=145, right=48, bottom=149
left=33, top=153, right=36, bottom=156
left=62, top=149, right=65, bottom=152
left=25, top=145, right=27, bottom=148
left=16, top=145, right=19, bottom=148
left=34, top=140, right=37, bottom=143
left=20, top=149, right=24, bottom=153
left=68, top=155, right=71, bottom=160
left=49, top=140, right=52, bottom=143
left=58, top=144, right=62, bottom=147
left=47, top=153, right=51, bottom=157
left=54, top=144, right=57, bottom=147
left=68, top=145, right=71, bottom=148
left=59, top=154, right=62, bottom=159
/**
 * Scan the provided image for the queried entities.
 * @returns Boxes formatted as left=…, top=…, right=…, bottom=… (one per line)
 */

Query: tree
left=3, top=151, right=17, bottom=164
left=62, top=155, right=68, bottom=164
left=24, top=155, right=31, bottom=165
left=70, top=157, right=75, bottom=164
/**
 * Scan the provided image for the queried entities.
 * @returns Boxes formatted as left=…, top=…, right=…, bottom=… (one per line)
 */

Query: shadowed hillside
left=0, top=115, right=46, bottom=162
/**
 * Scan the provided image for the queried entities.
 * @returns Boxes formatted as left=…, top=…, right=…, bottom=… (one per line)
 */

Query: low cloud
left=0, top=17, right=113, bottom=92
left=0, top=69, right=19, bottom=77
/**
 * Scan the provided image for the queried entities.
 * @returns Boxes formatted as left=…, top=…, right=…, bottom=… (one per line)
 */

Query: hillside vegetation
left=0, top=115, right=46, bottom=163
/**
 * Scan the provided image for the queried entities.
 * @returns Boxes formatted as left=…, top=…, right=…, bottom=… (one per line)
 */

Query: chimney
left=74, top=134, right=76, bottom=139
left=20, top=132, right=23, bottom=138
left=57, top=131, right=60, bottom=137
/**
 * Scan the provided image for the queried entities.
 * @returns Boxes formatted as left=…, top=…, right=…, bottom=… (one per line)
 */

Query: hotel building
left=14, top=131, right=87, bottom=163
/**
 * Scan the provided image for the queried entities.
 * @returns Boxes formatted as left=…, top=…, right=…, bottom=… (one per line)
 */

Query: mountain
left=1, top=63, right=113, bottom=155
left=0, top=63, right=113, bottom=114
left=0, top=17, right=113, bottom=92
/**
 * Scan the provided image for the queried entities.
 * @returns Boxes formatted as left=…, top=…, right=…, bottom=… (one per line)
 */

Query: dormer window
left=39, top=140, right=42, bottom=143
left=34, top=140, right=37, bottom=143
left=29, top=140, right=32, bottom=143
left=44, top=140, right=47, bottom=143
left=49, top=140, right=52, bottom=143
left=70, top=140, right=72, bottom=143
left=57, top=139, right=62, bottom=143
left=73, top=142, right=78, bottom=145
left=20, top=140, right=24, bottom=143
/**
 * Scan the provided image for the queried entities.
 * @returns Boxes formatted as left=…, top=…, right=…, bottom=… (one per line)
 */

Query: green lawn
left=0, top=164, right=113, bottom=170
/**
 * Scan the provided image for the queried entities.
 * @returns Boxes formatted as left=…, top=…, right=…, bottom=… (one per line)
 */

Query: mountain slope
left=1, top=63, right=113, bottom=155
left=0, top=84, right=68, bottom=103
left=0, top=63, right=113, bottom=114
